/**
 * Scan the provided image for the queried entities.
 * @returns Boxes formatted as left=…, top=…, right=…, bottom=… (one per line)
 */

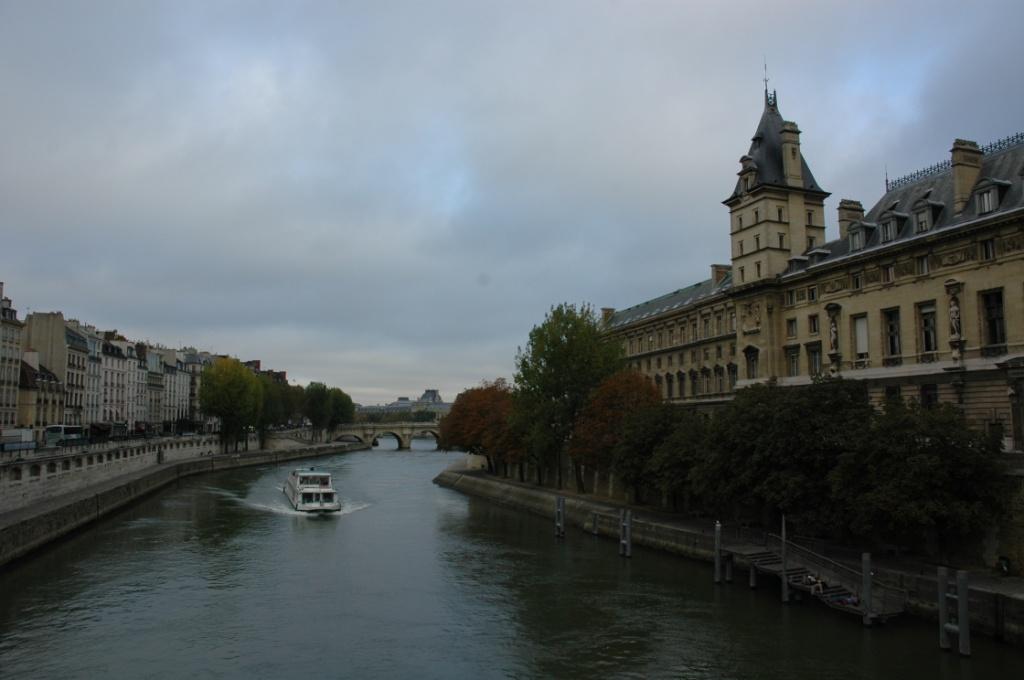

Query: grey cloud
left=3, top=0, right=1022, bottom=404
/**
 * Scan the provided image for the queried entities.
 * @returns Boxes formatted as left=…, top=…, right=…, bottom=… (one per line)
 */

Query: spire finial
left=763, top=57, right=769, bottom=95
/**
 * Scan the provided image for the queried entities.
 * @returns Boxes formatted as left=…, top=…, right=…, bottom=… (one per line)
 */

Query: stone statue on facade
left=829, top=315, right=839, bottom=352
left=948, top=295, right=962, bottom=340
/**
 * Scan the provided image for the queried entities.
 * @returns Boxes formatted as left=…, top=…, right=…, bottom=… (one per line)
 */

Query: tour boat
left=284, top=468, right=342, bottom=513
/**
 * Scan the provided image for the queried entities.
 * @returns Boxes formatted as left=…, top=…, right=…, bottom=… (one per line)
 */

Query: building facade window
left=786, top=348, right=800, bottom=377
left=916, top=255, right=929, bottom=275
left=849, top=230, right=863, bottom=251
left=981, top=238, right=996, bottom=261
left=882, top=264, right=895, bottom=283
left=914, top=210, right=930, bottom=233
left=778, top=233, right=785, bottom=249
left=977, top=189, right=995, bottom=214
left=786, top=318, right=797, bottom=337
left=881, top=220, right=896, bottom=242
left=851, top=272, right=863, bottom=290
left=918, top=302, right=938, bottom=353
left=807, top=286, right=817, bottom=302
left=807, top=210, right=813, bottom=226
left=744, top=350, right=759, bottom=379
left=808, top=314, right=819, bottom=334
left=807, top=235, right=816, bottom=250
left=853, top=315, right=869, bottom=361
left=755, top=261, right=762, bottom=278
left=754, top=235, right=760, bottom=250
left=981, top=289, right=1006, bottom=346
left=777, top=208, right=784, bottom=222
left=807, top=344, right=822, bottom=376
left=920, top=384, right=939, bottom=408
left=883, top=308, right=901, bottom=358
left=786, top=290, right=795, bottom=306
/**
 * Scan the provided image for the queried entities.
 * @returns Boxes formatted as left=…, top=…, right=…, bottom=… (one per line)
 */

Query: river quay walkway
left=0, top=439, right=367, bottom=567
left=435, top=462, right=1024, bottom=647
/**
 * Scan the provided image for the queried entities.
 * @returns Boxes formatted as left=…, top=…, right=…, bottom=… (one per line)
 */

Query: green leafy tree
left=692, top=379, right=871, bottom=529
left=513, top=303, right=623, bottom=490
left=305, top=382, right=330, bottom=440
left=647, top=407, right=711, bottom=510
left=327, top=387, right=355, bottom=432
left=831, top=400, right=1008, bottom=556
left=199, top=358, right=263, bottom=452
left=611, top=402, right=680, bottom=503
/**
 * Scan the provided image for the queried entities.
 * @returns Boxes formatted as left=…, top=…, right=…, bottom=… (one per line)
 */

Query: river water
left=1, top=440, right=1022, bottom=679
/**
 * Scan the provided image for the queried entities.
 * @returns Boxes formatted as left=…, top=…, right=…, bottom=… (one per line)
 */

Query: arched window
left=30, top=464, right=41, bottom=477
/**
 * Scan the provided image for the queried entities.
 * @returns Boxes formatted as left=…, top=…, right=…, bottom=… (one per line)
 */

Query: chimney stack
left=710, top=264, right=731, bottom=284
left=780, top=121, right=803, bottom=187
left=837, top=199, right=864, bottom=241
left=951, top=139, right=983, bottom=215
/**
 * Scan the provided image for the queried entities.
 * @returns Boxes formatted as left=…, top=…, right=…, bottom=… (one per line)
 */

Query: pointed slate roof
left=724, top=91, right=827, bottom=204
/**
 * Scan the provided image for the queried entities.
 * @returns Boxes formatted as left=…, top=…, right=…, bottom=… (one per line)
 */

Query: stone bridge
left=331, top=422, right=440, bottom=450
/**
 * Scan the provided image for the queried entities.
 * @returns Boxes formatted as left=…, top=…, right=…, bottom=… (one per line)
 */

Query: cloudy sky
left=2, top=1, right=1023, bottom=405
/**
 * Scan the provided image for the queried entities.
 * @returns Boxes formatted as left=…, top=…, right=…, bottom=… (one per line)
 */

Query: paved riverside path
left=441, top=465, right=1024, bottom=605
left=0, top=441, right=353, bottom=535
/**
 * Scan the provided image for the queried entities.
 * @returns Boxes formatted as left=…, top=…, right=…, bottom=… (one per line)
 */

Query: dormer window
left=881, top=220, right=896, bottom=243
left=914, top=209, right=930, bottom=233
left=849, top=229, right=864, bottom=251
left=977, top=188, right=995, bottom=214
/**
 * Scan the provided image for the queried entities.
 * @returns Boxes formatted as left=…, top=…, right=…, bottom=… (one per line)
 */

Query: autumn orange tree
left=569, top=370, right=661, bottom=485
left=438, top=379, right=518, bottom=474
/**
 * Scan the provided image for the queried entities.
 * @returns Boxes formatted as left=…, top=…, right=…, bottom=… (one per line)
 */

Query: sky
left=2, top=0, right=1023, bottom=406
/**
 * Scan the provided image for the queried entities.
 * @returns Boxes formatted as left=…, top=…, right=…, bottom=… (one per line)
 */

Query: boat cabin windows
left=301, top=492, right=335, bottom=503
left=298, top=475, right=330, bottom=487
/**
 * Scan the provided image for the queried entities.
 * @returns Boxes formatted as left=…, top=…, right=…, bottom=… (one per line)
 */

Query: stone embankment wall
left=435, top=469, right=1024, bottom=647
left=0, top=440, right=366, bottom=568
left=0, top=433, right=282, bottom=513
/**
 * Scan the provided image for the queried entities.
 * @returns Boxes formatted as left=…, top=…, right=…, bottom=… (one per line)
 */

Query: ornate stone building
left=0, top=283, right=24, bottom=430
left=604, top=91, right=1024, bottom=451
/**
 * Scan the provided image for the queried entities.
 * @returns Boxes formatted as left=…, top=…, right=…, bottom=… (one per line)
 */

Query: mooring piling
left=619, top=509, right=632, bottom=558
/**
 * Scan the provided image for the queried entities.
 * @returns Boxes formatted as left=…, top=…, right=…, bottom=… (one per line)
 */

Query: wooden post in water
left=956, top=570, right=971, bottom=656
left=554, top=496, right=565, bottom=538
left=590, top=511, right=599, bottom=536
left=938, top=567, right=951, bottom=651
left=780, top=514, right=789, bottom=603
left=714, top=521, right=722, bottom=584
left=619, top=509, right=632, bottom=558
left=861, top=553, right=873, bottom=626
left=938, top=567, right=971, bottom=656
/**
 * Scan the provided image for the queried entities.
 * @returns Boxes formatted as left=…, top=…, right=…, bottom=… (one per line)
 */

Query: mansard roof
left=606, top=273, right=732, bottom=329
left=725, top=91, right=827, bottom=204
left=784, top=133, right=1024, bottom=277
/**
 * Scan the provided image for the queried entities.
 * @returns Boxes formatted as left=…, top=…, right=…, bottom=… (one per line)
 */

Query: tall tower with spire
left=723, top=90, right=830, bottom=284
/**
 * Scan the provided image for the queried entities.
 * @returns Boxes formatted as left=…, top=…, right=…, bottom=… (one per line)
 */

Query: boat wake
left=244, top=493, right=370, bottom=518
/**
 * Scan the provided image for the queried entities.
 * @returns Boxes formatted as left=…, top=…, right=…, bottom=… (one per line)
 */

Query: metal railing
left=767, top=533, right=907, bottom=617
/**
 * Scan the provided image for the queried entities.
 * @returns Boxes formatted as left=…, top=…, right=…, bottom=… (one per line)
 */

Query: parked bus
left=44, top=425, right=87, bottom=448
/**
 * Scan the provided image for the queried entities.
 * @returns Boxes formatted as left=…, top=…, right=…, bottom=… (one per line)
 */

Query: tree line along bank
left=438, top=303, right=1020, bottom=568
left=198, top=357, right=354, bottom=451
